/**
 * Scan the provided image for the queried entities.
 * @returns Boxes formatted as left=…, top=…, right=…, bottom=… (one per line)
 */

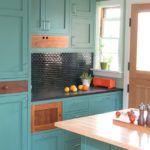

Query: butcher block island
left=55, top=110, right=150, bottom=150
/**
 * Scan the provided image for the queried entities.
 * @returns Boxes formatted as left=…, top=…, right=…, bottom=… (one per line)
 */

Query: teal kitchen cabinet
left=81, top=137, right=125, bottom=150
left=81, top=137, right=110, bottom=150
left=32, top=0, right=69, bottom=35
left=32, top=129, right=64, bottom=150
left=0, top=94, right=28, bottom=150
left=0, top=0, right=28, bottom=80
left=71, top=16, right=94, bottom=49
left=70, top=0, right=96, bottom=50
left=89, top=91, right=122, bottom=115
left=71, top=0, right=95, bottom=16
left=111, top=145, right=126, bottom=150
left=63, top=96, right=89, bottom=150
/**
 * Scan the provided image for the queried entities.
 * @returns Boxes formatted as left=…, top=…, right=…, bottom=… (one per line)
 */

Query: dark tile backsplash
left=32, top=53, right=93, bottom=100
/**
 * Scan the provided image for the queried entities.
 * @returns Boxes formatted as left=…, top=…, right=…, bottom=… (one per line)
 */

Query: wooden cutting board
left=113, top=108, right=150, bottom=133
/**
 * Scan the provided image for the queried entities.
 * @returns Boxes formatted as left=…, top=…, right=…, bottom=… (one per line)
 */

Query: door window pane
left=136, top=12, right=150, bottom=71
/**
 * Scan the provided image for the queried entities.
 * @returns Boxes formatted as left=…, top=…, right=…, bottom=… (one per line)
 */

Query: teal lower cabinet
left=65, top=138, right=81, bottom=150
left=89, top=91, right=122, bottom=115
left=81, top=137, right=125, bottom=150
left=0, top=94, right=28, bottom=150
left=32, top=129, right=64, bottom=150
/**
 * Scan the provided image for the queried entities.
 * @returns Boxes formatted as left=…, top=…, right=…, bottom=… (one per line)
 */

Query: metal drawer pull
left=75, top=115, right=81, bottom=118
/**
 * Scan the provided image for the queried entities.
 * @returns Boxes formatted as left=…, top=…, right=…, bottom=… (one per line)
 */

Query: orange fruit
left=78, top=85, right=83, bottom=90
left=64, top=87, right=70, bottom=93
left=82, top=85, right=89, bottom=91
left=70, top=85, right=77, bottom=92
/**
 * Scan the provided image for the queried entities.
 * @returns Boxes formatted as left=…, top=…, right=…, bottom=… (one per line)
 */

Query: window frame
left=93, top=0, right=125, bottom=78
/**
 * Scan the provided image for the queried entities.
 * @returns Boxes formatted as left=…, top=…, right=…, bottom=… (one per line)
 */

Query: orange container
left=93, top=77, right=116, bottom=89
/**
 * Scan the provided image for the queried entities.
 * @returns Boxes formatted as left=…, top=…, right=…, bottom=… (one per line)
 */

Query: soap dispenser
left=138, top=103, right=145, bottom=126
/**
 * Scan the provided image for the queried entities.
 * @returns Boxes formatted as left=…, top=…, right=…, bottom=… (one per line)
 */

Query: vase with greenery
left=100, top=56, right=112, bottom=70
left=80, top=72, right=92, bottom=87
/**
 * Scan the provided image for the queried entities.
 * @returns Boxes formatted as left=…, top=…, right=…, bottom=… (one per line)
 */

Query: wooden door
left=32, top=102, right=62, bottom=132
left=129, top=4, right=150, bottom=108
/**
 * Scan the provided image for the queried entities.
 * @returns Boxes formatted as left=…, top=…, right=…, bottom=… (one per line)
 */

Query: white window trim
left=93, top=0, right=125, bottom=78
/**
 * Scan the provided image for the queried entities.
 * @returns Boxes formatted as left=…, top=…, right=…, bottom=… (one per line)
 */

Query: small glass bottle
left=138, top=103, right=145, bottom=126
left=146, top=103, right=150, bottom=127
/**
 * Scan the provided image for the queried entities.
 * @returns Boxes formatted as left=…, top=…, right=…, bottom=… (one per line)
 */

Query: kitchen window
left=100, top=7, right=120, bottom=71
left=93, top=0, right=125, bottom=78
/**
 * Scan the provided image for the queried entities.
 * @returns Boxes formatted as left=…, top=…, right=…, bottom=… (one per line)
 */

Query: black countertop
left=32, top=87, right=123, bottom=102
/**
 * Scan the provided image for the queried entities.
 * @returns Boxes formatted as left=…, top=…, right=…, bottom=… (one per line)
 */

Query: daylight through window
left=99, top=7, right=121, bottom=71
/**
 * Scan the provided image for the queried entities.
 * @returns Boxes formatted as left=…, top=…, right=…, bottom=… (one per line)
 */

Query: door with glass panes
left=129, top=4, right=150, bottom=108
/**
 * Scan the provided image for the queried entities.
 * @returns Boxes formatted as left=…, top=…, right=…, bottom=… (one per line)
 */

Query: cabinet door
left=89, top=92, right=122, bottom=115
left=32, top=102, right=62, bottom=132
left=81, top=137, right=110, bottom=150
left=32, top=0, right=46, bottom=33
left=71, top=0, right=94, bottom=16
left=0, top=94, right=28, bottom=150
left=32, top=0, right=69, bottom=34
left=0, top=0, right=28, bottom=79
left=111, top=145, right=125, bottom=150
left=45, top=0, right=69, bottom=34
left=65, top=138, right=81, bottom=150
left=32, top=129, right=64, bottom=150
left=71, top=16, right=94, bottom=49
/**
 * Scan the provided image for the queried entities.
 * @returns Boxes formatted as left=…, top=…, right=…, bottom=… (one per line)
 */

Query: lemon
left=64, top=87, right=70, bottom=93
left=78, top=85, right=83, bottom=90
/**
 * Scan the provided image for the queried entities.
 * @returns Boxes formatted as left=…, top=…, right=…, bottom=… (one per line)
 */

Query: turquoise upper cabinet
left=0, top=94, right=28, bottom=150
left=89, top=92, right=122, bottom=115
left=70, top=0, right=96, bottom=50
left=0, top=0, right=28, bottom=80
left=71, top=0, right=94, bottom=16
left=71, top=16, right=94, bottom=49
left=32, top=0, right=69, bottom=35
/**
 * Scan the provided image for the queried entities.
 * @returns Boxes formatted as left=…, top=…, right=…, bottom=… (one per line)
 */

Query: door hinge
left=128, top=62, right=130, bottom=71
left=129, top=18, right=132, bottom=27
left=127, top=84, right=129, bottom=93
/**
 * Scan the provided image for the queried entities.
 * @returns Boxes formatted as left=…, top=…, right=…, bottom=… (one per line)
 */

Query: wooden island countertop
left=55, top=111, right=150, bottom=150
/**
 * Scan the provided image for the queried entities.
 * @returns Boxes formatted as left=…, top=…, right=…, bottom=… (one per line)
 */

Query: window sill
left=91, top=68, right=123, bottom=78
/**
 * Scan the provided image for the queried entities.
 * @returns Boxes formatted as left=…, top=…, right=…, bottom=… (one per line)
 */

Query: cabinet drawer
left=63, top=111, right=89, bottom=120
left=65, top=138, right=81, bottom=150
left=0, top=80, right=28, bottom=94
left=32, top=35, right=69, bottom=48
left=64, top=111, right=88, bottom=140
left=63, top=97, right=89, bottom=113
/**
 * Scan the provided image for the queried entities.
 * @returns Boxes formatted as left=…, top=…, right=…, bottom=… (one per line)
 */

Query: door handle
left=72, top=4, right=77, bottom=15
left=71, top=36, right=76, bottom=46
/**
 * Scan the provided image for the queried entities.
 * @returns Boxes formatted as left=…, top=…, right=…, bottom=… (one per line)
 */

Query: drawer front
left=63, top=111, right=89, bottom=120
left=65, top=138, right=81, bottom=150
left=32, top=35, right=69, bottom=48
left=64, top=111, right=88, bottom=140
left=0, top=80, right=28, bottom=94
left=63, top=97, right=89, bottom=113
